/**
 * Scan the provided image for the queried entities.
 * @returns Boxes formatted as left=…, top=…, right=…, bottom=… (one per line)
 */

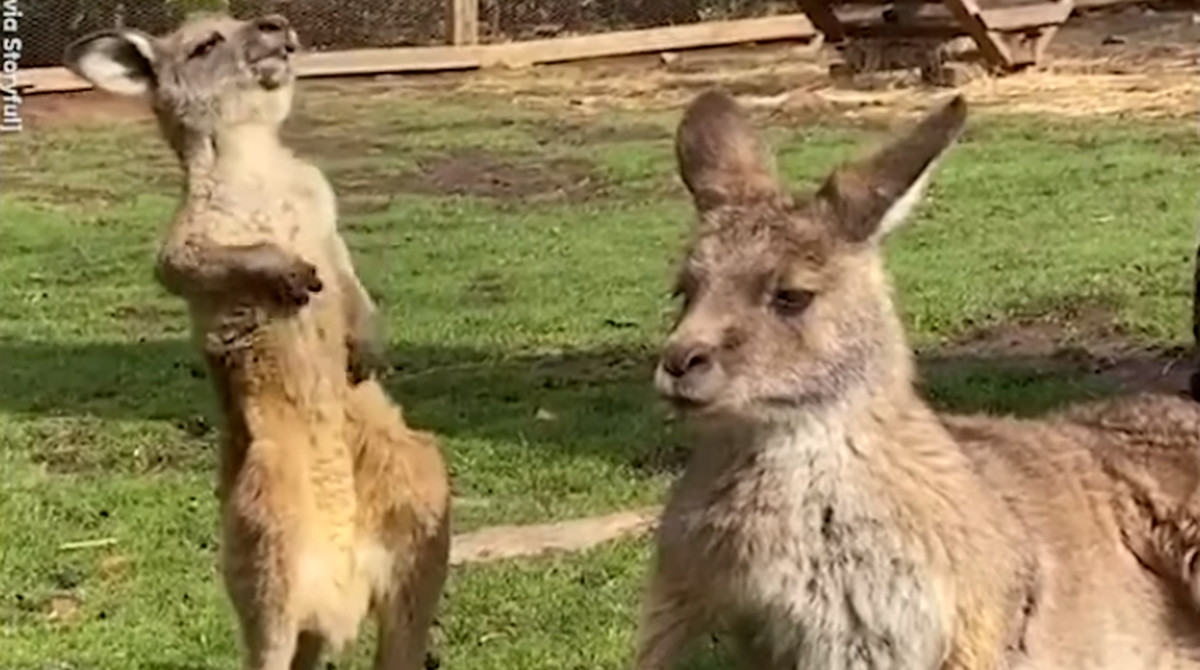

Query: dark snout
left=662, top=341, right=713, bottom=378
left=244, top=14, right=299, bottom=88
left=245, top=14, right=299, bottom=60
left=262, top=14, right=300, bottom=50
left=655, top=337, right=726, bottom=409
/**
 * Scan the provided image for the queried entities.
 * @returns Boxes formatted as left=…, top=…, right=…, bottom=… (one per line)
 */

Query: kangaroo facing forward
left=637, top=91, right=1200, bottom=669
left=64, top=15, right=449, bottom=670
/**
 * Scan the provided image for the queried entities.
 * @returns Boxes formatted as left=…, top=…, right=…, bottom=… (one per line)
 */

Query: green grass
left=1, top=83, right=1197, bottom=667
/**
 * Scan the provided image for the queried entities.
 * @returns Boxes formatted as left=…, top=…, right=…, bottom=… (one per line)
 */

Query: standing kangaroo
left=636, top=90, right=1200, bottom=669
left=64, top=14, right=449, bottom=670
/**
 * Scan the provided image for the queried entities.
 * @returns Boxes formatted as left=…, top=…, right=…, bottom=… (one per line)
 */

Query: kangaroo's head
left=657, top=91, right=967, bottom=419
left=64, top=13, right=300, bottom=161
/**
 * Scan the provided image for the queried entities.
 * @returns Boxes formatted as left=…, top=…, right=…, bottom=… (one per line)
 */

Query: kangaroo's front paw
left=273, top=257, right=323, bottom=306
left=346, top=335, right=386, bottom=385
left=241, top=243, right=323, bottom=307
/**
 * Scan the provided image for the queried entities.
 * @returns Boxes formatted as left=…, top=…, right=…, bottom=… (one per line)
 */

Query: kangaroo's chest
left=669, top=444, right=948, bottom=669
left=177, top=172, right=349, bottom=400
left=179, top=163, right=335, bottom=256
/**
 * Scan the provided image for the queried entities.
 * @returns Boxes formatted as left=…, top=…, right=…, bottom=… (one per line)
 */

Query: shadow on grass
left=0, top=337, right=1177, bottom=473
left=920, top=353, right=1115, bottom=416
left=0, top=339, right=207, bottom=423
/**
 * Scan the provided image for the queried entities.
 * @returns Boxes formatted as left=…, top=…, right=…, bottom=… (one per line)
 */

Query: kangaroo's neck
left=181, top=125, right=296, bottom=189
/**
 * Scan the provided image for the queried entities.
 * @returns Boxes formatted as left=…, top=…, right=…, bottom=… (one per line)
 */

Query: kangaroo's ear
left=817, top=95, right=967, bottom=244
left=675, top=89, right=783, bottom=212
left=64, top=30, right=158, bottom=96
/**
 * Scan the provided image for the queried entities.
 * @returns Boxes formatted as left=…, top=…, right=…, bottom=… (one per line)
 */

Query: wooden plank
left=981, top=2, right=1072, bottom=32
left=840, top=2, right=952, bottom=21
left=836, top=2, right=963, bottom=38
left=1032, top=23, right=1061, bottom=62
left=1072, top=0, right=1139, bottom=9
left=838, top=1, right=1074, bottom=30
left=477, top=14, right=818, bottom=68
left=18, top=45, right=488, bottom=93
left=941, top=0, right=1014, bottom=69
left=18, top=14, right=818, bottom=95
left=837, top=2, right=958, bottom=27
left=834, top=0, right=1112, bottom=25
left=446, top=0, right=480, bottom=46
left=298, top=45, right=482, bottom=77
left=14, top=66, right=91, bottom=94
left=846, top=22, right=963, bottom=38
left=797, top=0, right=847, bottom=41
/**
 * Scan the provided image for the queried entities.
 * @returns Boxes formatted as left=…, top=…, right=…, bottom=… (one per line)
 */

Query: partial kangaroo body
left=636, top=91, right=1200, bottom=669
left=946, top=395, right=1200, bottom=668
left=65, top=15, right=448, bottom=670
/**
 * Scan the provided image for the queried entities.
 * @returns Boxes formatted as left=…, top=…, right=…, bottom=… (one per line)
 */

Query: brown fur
left=64, top=15, right=448, bottom=670
left=637, top=90, right=1200, bottom=669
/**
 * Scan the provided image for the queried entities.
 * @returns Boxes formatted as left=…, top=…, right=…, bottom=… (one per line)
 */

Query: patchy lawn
left=1, top=79, right=1196, bottom=668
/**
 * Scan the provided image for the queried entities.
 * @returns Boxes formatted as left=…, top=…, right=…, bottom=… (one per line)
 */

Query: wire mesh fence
left=477, top=0, right=794, bottom=42
left=20, top=0, right=443, bottom=68
left=20, top=0, right=797, bottom=69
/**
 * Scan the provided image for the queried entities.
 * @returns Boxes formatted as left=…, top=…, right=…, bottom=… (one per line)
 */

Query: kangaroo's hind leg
left=346, top=384, right=451, bottom=670
left=226, top=570, right=300, bottom=670
left=372, top=513, right=450, bottom=670
left=221, top=436, right=311, bottom=670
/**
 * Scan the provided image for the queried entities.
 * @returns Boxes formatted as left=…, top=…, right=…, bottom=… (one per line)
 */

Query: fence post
left=446, top=0, right=480, bottom=45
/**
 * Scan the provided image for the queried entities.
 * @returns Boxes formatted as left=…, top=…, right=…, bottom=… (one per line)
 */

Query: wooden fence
left=15, top=0, right=1146, bottom=96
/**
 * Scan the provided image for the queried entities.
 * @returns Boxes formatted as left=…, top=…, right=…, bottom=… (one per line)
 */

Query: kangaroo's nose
left=255, top=14, right=290, bottom=33
left=661, top=342, right=714, bottom=379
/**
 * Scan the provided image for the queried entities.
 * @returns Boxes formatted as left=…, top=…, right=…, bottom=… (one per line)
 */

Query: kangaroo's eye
left=771, top=288, right=814, bottom=317
left=189, top=33, right=224, bottom=59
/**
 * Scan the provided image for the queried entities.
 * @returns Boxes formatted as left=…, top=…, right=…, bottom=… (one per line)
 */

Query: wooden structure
left=16, top=0, right=1146, bottom=96
left=17, top=14, right=819, bottom=95
left=797, top=0, right=1074, bottom=72
left=446, top=0, right=480, bottom=46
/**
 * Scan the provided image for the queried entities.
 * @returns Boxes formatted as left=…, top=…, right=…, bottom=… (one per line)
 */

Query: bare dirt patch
left=522, top=118, right=670, bottom=147
left=1054, top=2, right=1200, bottom=66
left=924, top=301, right=1192, bottom=397
left=21, top=90, right=152, bottom=128
left=407, top=150, right=602, bottom=200
left=331, top=149, right=606, bottom=211
left=283, top=128, right=388, bottom=166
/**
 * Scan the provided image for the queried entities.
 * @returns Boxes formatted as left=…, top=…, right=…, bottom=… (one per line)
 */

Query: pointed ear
left=64, top=30, right=158, bottom=96
left=675, top=89, right=782, bottom=212
left=817, top=95, right=967, bottom=244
